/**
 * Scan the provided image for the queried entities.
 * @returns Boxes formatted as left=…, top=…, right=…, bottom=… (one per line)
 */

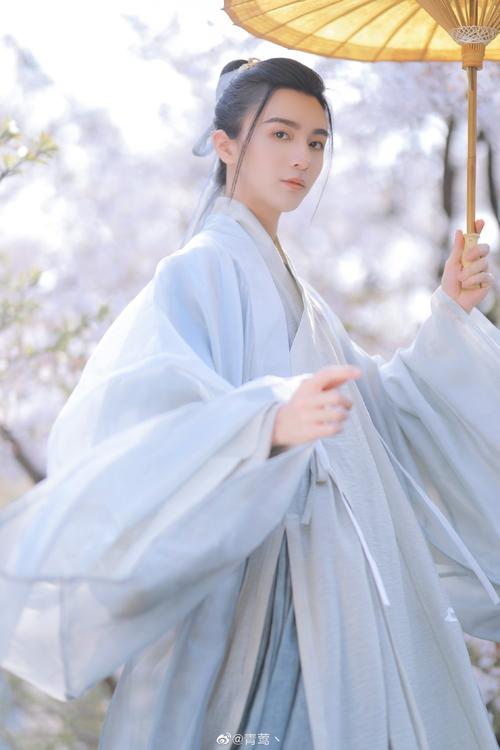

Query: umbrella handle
left=461, top=231, right=481, bottom=290
left=463, top=53, right=480, bottom=293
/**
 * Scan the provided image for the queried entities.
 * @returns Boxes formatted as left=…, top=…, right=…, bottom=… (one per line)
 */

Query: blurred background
left=0, top=1, right=499, bottom=746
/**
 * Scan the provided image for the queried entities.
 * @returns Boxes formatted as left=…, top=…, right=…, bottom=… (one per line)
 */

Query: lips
left=282, top=178, right=305, bottom=188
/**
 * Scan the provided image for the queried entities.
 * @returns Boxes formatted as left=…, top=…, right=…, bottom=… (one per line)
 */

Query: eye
left=310, top=141, right=325, bottom=151
left=273, top=130, right=289, bottom=140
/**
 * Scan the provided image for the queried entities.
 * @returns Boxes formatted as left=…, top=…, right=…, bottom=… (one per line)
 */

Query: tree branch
left=0, top=423, right=45, bottom=483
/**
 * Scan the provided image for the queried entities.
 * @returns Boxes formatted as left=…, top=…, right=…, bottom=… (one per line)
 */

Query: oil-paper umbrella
left=224, top=0, right=500, bottom=276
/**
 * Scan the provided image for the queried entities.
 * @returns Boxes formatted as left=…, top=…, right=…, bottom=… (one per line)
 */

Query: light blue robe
left=227, top=203, right=312, bottom=748
left=0, top=194, right=499, bottom=750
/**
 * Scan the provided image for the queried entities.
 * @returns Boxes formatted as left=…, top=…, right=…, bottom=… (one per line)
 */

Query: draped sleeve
left=0, top=235, right=313, bottom=701
left=303, top=277, right=500, bottom=641
left=375, top=285, right=500, bottom=641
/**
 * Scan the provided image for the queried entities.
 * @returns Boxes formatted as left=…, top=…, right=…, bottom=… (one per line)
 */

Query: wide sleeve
left=375, top=285, right=500, bottom=640
left=0, top=239, right=314, bottom=701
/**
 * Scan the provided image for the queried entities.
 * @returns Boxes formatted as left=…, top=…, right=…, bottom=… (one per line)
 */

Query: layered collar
left=208, top=195, right=302, bottom=300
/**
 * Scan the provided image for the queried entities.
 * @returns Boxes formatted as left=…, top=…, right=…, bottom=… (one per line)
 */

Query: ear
left=212, top=129, right=238, bottom=165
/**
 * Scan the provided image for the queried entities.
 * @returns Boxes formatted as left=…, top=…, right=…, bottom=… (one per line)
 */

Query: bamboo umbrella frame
left=417, top=0, right=499, bottom=263
left=224, top=0, right=500, bottom=278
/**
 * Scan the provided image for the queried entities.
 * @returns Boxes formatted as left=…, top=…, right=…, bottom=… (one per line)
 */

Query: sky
left=2, top=1, right=309, bottom=153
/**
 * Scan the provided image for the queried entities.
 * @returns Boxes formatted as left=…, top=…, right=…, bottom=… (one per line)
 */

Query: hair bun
left=219, top=59, right=248, bottom=78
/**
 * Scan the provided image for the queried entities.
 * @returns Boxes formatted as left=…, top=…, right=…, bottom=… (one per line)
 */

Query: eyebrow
left=262, top=116, right=330, bottom=138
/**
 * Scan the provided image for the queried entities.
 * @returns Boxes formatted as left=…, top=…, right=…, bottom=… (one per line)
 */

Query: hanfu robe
left=0, top=195, right=499, bottom=750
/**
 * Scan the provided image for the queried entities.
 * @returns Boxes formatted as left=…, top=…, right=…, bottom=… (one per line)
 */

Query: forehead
left=258, top=88, right=328, bottom=128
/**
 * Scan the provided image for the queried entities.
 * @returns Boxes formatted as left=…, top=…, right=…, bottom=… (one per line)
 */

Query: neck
left=223, top=188, right=280, bottom=242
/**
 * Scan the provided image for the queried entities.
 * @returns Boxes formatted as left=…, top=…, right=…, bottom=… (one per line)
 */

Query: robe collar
left=209, top=195, right=303, bottom=302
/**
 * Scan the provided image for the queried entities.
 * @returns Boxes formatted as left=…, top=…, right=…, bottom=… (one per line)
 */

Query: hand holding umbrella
left=441, top=218, right=495, bottom=312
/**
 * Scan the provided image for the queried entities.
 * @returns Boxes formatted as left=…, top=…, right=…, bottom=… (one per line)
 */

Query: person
left=0, top=56, right=499, bottom=750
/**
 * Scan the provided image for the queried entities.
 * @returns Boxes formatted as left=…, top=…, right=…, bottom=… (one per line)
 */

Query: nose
left=291, top=141, right=310, bottom=170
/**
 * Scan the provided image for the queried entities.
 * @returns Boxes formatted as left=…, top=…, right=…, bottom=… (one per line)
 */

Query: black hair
left=213, top=57, right=334, bottom=216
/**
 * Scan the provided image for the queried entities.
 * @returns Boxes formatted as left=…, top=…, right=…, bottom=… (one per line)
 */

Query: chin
left=281, top=194, right=307, bottom=212
left=281, top=203, right=302, bottom=214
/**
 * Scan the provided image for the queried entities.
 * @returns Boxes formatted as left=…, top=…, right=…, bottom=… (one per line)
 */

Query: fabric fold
left=1, top=194, right=499, bottom=750
left=376, top=284, right=500, bottom=636
left=303, top=275, right=500, bottom=641
left=0, top=241, right=315, bottom=701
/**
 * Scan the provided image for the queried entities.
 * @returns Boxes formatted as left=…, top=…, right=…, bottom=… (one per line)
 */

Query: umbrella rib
left=489, top=6, right=500, bottom=27
left=419, top=0, right=464, bottom=28
left=478, top=1, right=487, bottom=26
left=450, top=0, right=467, bottom=27
left=372, top=5, right=430, bottom=61
left=227, top=0, right=364, bottom=25
left=228, top=0, right=406, bottom=41
left=489, top=5, right=500, bottom=30
left=419, top=20, right=442, bottom=59
left=325, top=0, right=419, bottom=55
left=489, top=6, right=499, bottom=26
left=225, top=0, right=348, bottom=32
left=273, top=0, right=412, bottom=53
left=225, top=0, right=333, bottom=25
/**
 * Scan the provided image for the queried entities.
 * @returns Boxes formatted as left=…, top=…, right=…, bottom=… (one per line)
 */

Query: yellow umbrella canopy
left=223, top=0, right=500, bottom=62
left=224, top=0, right=500, bottom=275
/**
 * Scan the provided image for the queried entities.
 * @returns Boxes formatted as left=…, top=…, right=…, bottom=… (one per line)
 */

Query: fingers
left=460, top=271, right=494, bottom=290
left=449, top=228, right=465, bottom=264
left=459, top=243, right=491, bottom=289
left=458, top=252, right=489, bottom=281
left=449, top=221, right=485, bottom=265
left=310, top=393, right=353, bottom=433
left=302, top=365, right=361, bottom=394
left=309, top=391, right=353, bottom=410
left=303, top=411, right=348, bottom=439
left=462, top=242, right=489, bottom=265
left=285, top=365, right=362, bottom=445
left=314, top=404, right=349, bottom=424
left=475, top=218, right=485, bottom=234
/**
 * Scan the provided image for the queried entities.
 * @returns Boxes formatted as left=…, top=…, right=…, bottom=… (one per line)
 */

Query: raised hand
left=271, top=364, right=361, bottom=449
left=441, top=219, right=495, bottom=313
